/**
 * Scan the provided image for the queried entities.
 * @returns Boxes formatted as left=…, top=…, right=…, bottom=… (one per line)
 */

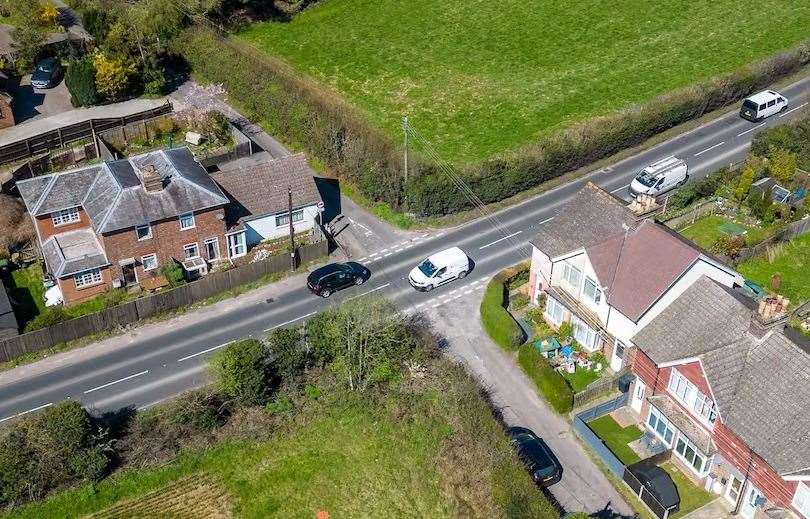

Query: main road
left=0, top=76, right=807, bottom=514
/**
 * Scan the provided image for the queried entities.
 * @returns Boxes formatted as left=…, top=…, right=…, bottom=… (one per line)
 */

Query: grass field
left=738, top=232, right=810, bottom=304
left=239, top=0, right=809, bottom=162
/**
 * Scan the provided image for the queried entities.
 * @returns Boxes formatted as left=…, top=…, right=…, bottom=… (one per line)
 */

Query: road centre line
left=177, top=341, right=235, bottom=362
left=346, top=283, right=391, bottom=301
left=537, top=216, right=555, bottom=225
left=780, top=102, right=808, bottom=117
left=0, top=402, right=53, bottom=423
left=84, top=370, right=149, bottom=394
left=694, top=141, right=725, bottom=157
left=610, top=184, right=630, bottom=194
left=383, top=252, right=393, bottom=257
left=356, top=257, right=367, bottom=263
left=479, top=231, right=523, bottom=249
left=737, top=123, right=766, bottom=137
left=264, top=312, right=317, bottom=332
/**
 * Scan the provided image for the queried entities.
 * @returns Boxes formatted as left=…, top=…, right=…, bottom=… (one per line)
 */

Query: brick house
left=527, top=182, right=742, bottom=372
left=629, top=276, right=810, bottom=519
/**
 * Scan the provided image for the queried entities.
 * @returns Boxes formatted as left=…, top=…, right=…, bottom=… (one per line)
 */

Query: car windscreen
left=418, top=259, right=437, bottom=277
left=742, top=99, right=758, bottom=111
left=635, top=169, right=658, bottom=187
left=37, top=63, right=53, bottom=73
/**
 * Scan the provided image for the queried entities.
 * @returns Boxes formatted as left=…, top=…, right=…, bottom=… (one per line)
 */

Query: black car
left=508, top=426, right=562, bottom=486
left=306, top=262, right=369, bottom=297
left=31, top=57, right=63, bottom=89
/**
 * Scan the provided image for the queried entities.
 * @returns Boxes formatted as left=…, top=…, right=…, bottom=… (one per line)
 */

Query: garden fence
left=0, top=239, right=328, bottom=363
left=734, top=216, right=810, bottom=265
left=573, top=366, right=632, bottom=409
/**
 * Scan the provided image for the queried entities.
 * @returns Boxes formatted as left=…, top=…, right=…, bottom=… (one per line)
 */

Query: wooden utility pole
left=402, top=115, right=409, bottom=209
left=288, top=186, right=296, bottom=272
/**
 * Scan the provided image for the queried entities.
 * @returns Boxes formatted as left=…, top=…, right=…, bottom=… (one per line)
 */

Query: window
left=693, top=392, right=718, bottom=425
left=275, top=209, right=304, bottom=227
left=179, top=212, right=195, bottom=230
left=545, top=297, right=566, bottom=325
left=142, top=254, right=157, bottom=271
left=792, top=482, right=810, bottom=519
left=562, top=263, right=582, bottom=290
left=767, top=99, right=776, bottom=107
left=136, top=224, right=152, bottom=241
left=675, top=436, right=708, bottom=474
left=615, top=340, right=626, bottom=361
left=227, top=232, right=246, bottom=258
left=647, top=407, right=675, bottom=446
left=583, top=277, right=602, bottom=304
left=668, top=369, right=695, bottom=402
left=183, top=243, right=199, bottom=259
left=572, top=315, right=599, bottom=350
left=205, top=238, right=219, bottom=260
left=51, top=207, right=80, bottom=226
left=74, top=268, right=102, bottom=288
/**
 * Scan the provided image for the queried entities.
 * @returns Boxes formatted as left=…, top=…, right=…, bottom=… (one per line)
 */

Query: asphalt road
left=0, top=75, right=807, bottom=512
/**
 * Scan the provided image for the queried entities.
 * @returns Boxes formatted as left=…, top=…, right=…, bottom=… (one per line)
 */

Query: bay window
left=545, top=296, right=566, bottom=325
left=647, top=407, right=675, bottom=446
left=572, top=315, right=599, bottom=351
left=675, top=436, right=709, bottom=475
left=74, top=268, right=102, bottom=288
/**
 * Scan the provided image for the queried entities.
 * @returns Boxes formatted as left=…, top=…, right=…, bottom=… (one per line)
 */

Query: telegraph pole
left=288, top=186, right=296, bottom=272
left=402, top=115, right=409, bottom=208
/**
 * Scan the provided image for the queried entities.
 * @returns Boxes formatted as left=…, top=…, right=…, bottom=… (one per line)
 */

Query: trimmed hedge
left=517, top=343, right=574, bottom=414
left=479, top=263, right=530, bottom=351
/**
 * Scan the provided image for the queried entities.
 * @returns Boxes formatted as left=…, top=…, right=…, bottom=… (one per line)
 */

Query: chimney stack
left=142, top=165, right=163, bottom=192
left=628, top=193, right=660, bottom=219
left=750, top=296, right=789, bottom=338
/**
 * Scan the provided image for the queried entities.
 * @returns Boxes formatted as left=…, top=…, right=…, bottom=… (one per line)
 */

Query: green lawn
left=738, top=232, right=810, bottom=304
left=8, top=264, right=47, bottom=328
left=663, top=463, right=715, bottom=519
left=562, top=367, right=601, bottom=393
left=587, top=415, right=643, bottom=465
left=679, top=214, right=779, bottom=249
left=239, top=0, right=808, bottom=162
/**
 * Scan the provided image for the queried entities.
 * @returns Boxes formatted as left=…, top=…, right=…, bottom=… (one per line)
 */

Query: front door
left=725, top=475, right=743, bottom=506
left=630, top=378, right=645, bottom=413
left=122, top=263, right=137, bottom=286
left=610, top=340, right=625, bottom=371
left=740, top=483, right=763, bottom=519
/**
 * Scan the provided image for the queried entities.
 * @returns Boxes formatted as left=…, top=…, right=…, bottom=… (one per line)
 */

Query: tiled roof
left=213, top=153, right=321, bottom=229
left=41, top=228, right=108, bottom=278
left=529, top=182, right=635, bottom=258
left=632, top=276, right=810, bottom=475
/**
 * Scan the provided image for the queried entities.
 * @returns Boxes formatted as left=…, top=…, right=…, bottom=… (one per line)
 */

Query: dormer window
left=52, top=207, right=80, bottom=226
left=583, top=277, right=602, bottom=304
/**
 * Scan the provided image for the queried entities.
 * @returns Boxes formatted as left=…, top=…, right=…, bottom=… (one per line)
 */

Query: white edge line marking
left=537, top=216, right=555, bottom=225
left=265, top=312, right=317, bottom=332
left=780, top=102, right=807, bottom=117
left=345, top=282, right=391, bottom=301
left=383, top=252, right=393, bottom=257
left=737, top=123, right=766, bottom=137
left=610, top=184, right=630, bottom=194
left=84, top=370, right=149, bottom=394
left=356, top=257, right=367, bottom=263
left=479, top=230, right=522, bottom=249
left=693, top=141, right=725, bottom=157
left=177, top=341, right=235, bottom=362
left=0, top=402, right=53, bottom=423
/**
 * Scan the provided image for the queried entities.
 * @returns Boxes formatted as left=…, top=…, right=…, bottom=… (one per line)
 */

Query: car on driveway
left=31, top=57, right=63, bottom=90
left=307, top=262, right=369, bottom=298
left=408, top=247, right=469, bottom=292
left=508, top=426, right=562, bottom=486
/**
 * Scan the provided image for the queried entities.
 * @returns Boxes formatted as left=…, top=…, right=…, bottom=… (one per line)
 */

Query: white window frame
left=562, top=262, right=582, bottom=292
left=135, top=224, right=152, bottom=241
left=179, top=212, right=195, bottom=230
left=647, top=407, right=676, bottom=446
left=227, top=232, right=246, bottom=259
left=571, top=315, right=599, bottom=351
left=204, top=237, right=220, bottom=260
left=545, top=296, right=566, bottom=326
left=693, top=391, right=718, bottom=426
left=674, top=435, right=709, bottom=475
left=668, top=368, right=695, bottom=403
left=74, top=268, right=102, bottom=288
left=51, top=207, right=80, bottom=226
left=792, top=482, right=810, bottom=519
left=183, top=242, right=200, bottom=259
left=583, top=276, right=602, bottom=304
left=141, top=253, right=158, bottom=272
left=275, top=209, right=305, bottom=227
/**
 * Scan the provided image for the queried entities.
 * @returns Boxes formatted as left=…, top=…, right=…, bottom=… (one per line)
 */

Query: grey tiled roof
left=529, top=182, right=635, bottom=258
left=17, top=148, right=229, bottom=234
left=213, top=153, right=321, bottom=229
left=633, top=276, right=810, bottom=475
left=42, top=228, right=108, bottom=278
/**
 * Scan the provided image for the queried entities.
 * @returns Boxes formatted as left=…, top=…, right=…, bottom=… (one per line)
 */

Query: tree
left=39, top=2, right=59, bottom=28
left=269, top=328, right=307, bottom=380
left=734, top=166, right=755, bottom=202
left=92, top=51, right=134, bottom=100
left=10, top=24, right=45, bottom=75
left=65, top=57, right=99, bottom=107
left=210, top=339, right=273, bottom=405
left=768, top=147, right=797, bottom=185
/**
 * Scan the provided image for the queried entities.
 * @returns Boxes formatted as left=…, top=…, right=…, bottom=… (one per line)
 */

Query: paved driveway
left=6, top=74, right=72, bottom=124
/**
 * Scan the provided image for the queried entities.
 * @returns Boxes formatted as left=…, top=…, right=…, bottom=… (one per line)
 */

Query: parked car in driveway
left=31, top=57, right=63, bottom=89
left=408, top=247, right=469, bottom=292
left=307, top=262, right=369, bottom=298
left=508, top=426, right=562, bottom=486
left=739, top=90, right=788, bottom=121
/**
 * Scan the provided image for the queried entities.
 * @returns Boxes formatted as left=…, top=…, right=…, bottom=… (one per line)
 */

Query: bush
left=160, top=260, right=185, bottom=287
left=712, top=235, right=746, bottom=259
left=480, top=276, right=524, bottom=351
left=210, top=339, right=274, bottom=405
left=24, top=305, right=70, bottom=332
left=517, top=343, right=573, bottom=414
left=65, top=57, right=99, bottom=107
left=268, top=327, right=307, bottom=380
left=509, top=292, right=529, bottom=311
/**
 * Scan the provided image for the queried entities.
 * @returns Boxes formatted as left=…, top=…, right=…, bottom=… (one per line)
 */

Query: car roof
left=628, top=462, right=679, bottom=507
left=746, top=90, right=782, bottom=104
left=309, top=263, right=350, bottom=278
left=427, top=247, right=466, bottom=264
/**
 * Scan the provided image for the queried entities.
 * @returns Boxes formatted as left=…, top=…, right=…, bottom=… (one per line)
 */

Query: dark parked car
left=31, top=57, right=63, bottom=89
left=306, top=262, right=369, bottom=298
left=508, top=426, right=562, bottom=486
left=627, top=461, right=680, bottom=515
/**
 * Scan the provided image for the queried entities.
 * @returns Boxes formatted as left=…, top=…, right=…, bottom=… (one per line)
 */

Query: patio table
left=532, top=336, right=561, bottom=357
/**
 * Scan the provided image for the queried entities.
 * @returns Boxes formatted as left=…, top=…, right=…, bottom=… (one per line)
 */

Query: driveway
left=5, top=74, right=72, bottom=125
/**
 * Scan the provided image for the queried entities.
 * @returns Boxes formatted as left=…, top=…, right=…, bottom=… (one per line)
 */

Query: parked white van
left=628, top=156, right=688, bottom=197
left=740, top=90, right=788, bottom=121
left=408, top=247, right=469, bottom=291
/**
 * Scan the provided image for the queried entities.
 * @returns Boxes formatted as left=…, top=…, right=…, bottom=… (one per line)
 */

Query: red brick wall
left=35, top=208, right=93, bottom=242
left=101, top=207, right=227, bottom=282
left=57, top=266, right=112, bottom=304
left=632, top=349, right=663, bottom=391
left=675, top=361, right=713, bottom=397
left=0, top=98, right=14, bottom=129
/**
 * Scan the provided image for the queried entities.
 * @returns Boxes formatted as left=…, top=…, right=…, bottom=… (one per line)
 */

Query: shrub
left=160, top=261, right=185, bottom=287
left=668, top=183, right=698, bottom=210
left=556, top=321, right=573, bottom=342
left=517, top=344, right=573, bottom=414
left=24, top=305, right=70, bottom=332
left=268, top=327, right=307, bottom=380
left=480, top=276, right=524, bottom=351
left=735, top=166, right=755, bottom=202
left=92, top=51, right=135, bottom=100
left=210, top=339, right=274, bottom=405
left=65, top=57, right=99, bottom=107
left=509, top=292, right=529, bottom=311
left=143, top=66, right=167, bottom=97
left=711, top=235, right=746, bottom=260
left=768, top=147, right=797, bottom=185
left=751, top=124, right=801, bottom=156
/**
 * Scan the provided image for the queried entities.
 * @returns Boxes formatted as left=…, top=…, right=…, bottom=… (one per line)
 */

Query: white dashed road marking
left=694, top=141, right=725, bottom=157
left=479, top=231, right=523, bottom=249
left=264, top=312, right=317, bottom=332
left=737, top=123, right=766, bottom=137
left=780, top=102, right=808, bottom=117
left=84, top=370, right=149, bottom=394
left=0, top=403, right=53, bottom=423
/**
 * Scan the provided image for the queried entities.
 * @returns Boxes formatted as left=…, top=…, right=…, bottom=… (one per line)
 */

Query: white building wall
left=530, top=246, right=552, bottom=304
left=244, top=205, right=320, bottom=245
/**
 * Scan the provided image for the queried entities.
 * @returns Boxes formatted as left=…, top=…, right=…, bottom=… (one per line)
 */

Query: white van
left=408, top=247, right=469, bottom=292
left=628, top=156, right=688, bottom=197
left=740, top=90, right=788, bottom=121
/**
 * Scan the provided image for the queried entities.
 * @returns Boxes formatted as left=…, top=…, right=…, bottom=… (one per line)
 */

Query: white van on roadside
left=628, top=156, right=688, bottom=197
left=740, top=90, right=788, bottom=121
left=408, top=247, right=469, bottom=292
